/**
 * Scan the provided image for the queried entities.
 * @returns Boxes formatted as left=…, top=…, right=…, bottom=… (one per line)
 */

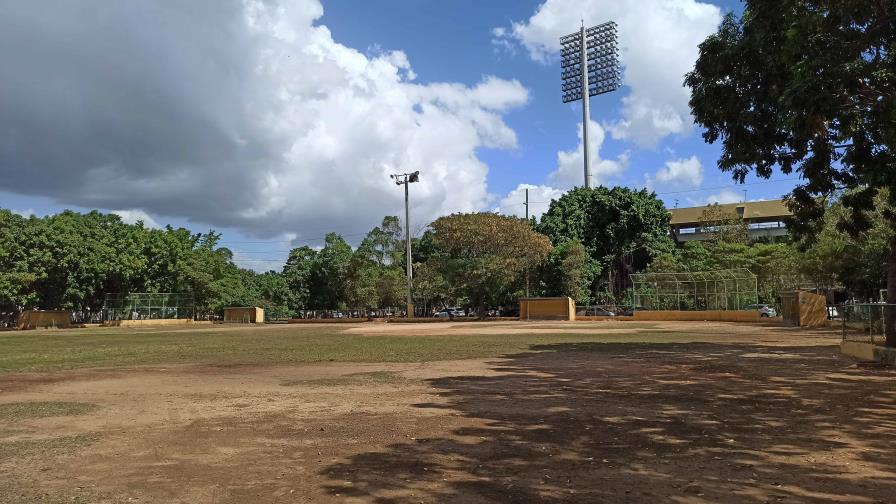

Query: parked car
left=746, top=304, right=777, bottom=317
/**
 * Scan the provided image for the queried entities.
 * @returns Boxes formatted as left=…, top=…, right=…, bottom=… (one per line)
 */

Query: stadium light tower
left=561, top=20, right=620, bottom=188
left=390, top=170, right=419, bottom=318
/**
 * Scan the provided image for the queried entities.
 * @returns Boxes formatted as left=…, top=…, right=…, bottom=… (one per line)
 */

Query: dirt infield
left=2, top=321, right=896, bottom=503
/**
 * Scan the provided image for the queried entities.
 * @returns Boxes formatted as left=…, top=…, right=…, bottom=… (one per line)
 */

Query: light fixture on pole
left=390, top=170, right=420, bottom=318
left=561, top=20, right=620, bottom=189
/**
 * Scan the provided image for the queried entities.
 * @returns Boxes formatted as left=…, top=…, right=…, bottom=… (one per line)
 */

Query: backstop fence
left=841, top=303, right=896, bottom=345
left=630, top=268, right=759, bottom=311
left=103, top=293, right=195, bottom=321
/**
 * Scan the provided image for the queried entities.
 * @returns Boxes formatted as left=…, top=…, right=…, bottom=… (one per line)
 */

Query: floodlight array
left=560, top=21, right=620, bottom=103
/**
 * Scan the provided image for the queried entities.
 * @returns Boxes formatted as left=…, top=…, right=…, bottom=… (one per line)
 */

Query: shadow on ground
left=322, top=342, right=896, bottom=503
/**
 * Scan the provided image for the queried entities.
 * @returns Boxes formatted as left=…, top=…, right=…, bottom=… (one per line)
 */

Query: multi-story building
left=668, top=199, right=792, bottom=243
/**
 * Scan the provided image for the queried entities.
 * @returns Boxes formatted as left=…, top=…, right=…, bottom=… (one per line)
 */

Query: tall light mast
left=560, top=21, right=621, bottom=188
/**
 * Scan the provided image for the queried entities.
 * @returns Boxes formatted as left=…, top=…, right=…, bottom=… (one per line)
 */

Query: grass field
left=2, top=321, right=895, bottom=503
left=1, top=322, right=671, bottom=372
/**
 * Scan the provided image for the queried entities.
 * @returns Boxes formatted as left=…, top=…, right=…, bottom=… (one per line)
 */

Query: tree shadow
left=321, top=341, right=896, bottom=503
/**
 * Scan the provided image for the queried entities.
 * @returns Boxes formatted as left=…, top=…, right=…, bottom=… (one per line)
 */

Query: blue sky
left=0, top=0, right=800, bottom=271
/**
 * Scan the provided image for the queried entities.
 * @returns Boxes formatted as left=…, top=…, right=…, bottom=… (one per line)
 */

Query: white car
left=746, top=304, right=776, bottom=317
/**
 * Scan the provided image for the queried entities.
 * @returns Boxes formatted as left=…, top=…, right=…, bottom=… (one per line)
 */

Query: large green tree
left=686, top=0, right=896, bottom=344
left=282, top=246, right=317, bottom=312
left=309, top=233, right=353, bottom=310
left=430, top=213, right=553, bottom=316
left=538, top=239, right=596, bottom=304
left=537, top=186, right=673, bottom=301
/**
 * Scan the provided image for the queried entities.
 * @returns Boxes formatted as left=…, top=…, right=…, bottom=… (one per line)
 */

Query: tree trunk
left=886, top=238, right=896, bottom=347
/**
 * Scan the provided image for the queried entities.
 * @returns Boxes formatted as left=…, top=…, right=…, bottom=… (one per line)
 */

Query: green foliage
left=538, top=187, right=672, bottom=263
left=539, top=239, right=597, bottom=304
left=431, top=213, right=553, bottom=315
left=282, top=246, right=317, bottom=311
left=698, top=204, right=749, bottom=246
left=686, top=0, right=896, bottom=342
left=537, top=186, right=673, bottom=300
left=686, top=1, right=895, bottom=232
left=0, top=209, right=290, bottom=317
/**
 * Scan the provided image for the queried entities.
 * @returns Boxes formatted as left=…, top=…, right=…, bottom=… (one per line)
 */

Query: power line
left=655, top=177, right=801, bottom=196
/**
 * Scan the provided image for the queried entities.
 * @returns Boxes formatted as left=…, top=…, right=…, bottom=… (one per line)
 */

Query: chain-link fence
left=841, top=303, right=896, bottom=345
left=103, top=293, right=195, bottom=321
left=630, top=269, right=759, bottom=311
left=576, top=305, right=631, bottom=317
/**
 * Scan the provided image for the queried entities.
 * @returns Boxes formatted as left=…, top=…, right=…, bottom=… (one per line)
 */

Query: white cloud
left=0, top=0, right=528, bottom=243
left=496, top=184, right=565, bottom=219
left=655, top=155, right=703, bottom=188
left=704, top=189, right=743, bottom=205
left=549, top=120, right=628, bottom=189
left=496, top=0, right=722, bottom=146
left=12, top=209, right=35, bottom=218
left=112, top=209, right=161, bottom=229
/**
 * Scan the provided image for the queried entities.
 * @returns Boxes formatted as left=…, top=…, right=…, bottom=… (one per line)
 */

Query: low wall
left=17, top=310, right=72, bottom=330
left=288, top=318, right=371, bottom=324
left=840, top=341, right=876, bottom=361
left=632, top=310, right=760, bottom=322
left=388, top=317, right=518, bottom=324
left=576, top=316, right=635, bottom=322
left=840, top=341, right=896, bottom=365
left=103, top=319, right=209, bottom=327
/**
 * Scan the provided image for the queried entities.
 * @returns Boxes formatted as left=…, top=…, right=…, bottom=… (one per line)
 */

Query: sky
left=0, top=0, right=801, bottom=271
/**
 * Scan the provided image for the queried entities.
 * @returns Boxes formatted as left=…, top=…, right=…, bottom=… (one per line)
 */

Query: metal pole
left=404, top=176, right=413, bottom=318
left=580, top=23, right=592, bottom=189
left=525, top=187, right=530, bottom=298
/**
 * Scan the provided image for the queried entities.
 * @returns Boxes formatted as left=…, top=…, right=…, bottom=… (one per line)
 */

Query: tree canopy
left=537, top=186, right=673, bottom=301
left=430, top=213, right=553, bottom=316
left=686, top=0, right=896, bottom=344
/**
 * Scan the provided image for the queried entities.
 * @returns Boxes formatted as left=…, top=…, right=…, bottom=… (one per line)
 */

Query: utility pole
left=561, top=21, right=619, bottom=189
left=390, top=171, right=420, bottom=318
left=524, top=187, right=530, bottom=298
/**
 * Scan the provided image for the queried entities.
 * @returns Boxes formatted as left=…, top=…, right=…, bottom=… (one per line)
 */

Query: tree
left=430, top=213, right=553, bottom=317
left=539, top=239, right=596, bottom=304
left=698, top=204, right=749, bottom=246
left=537, top=187, right=673, bottom=300
left=282, top=246, right=317, bottom=311
left=686, top=0, right=896, bottom=344
left=310, top=233, right=353, bottom=309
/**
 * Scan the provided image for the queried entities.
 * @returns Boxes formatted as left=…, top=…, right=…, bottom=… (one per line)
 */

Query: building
left=668, top=199, right=791, bottom=243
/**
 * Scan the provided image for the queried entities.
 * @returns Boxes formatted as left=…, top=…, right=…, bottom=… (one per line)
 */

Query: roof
left=668, top=199, right=791, bottom=226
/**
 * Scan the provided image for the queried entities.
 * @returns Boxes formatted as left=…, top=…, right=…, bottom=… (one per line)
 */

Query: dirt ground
left=2, top=321, right=896, bottom=503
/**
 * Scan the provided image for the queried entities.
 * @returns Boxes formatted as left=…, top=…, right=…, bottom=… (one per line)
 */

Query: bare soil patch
left=2, top=321, right=894, bottom=503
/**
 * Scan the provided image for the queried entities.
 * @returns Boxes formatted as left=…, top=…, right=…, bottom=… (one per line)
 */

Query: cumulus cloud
left=495, top=184, right=565, bottom=219
left=495, top=0, right=722, bottom=146
left=12, top=209, right=36, bottom=218
left=0, top=0, right=528, bottom=242
left=654, top=155, right=703, bottom=188
left=549, top=120, right=628, bottom=189
left=112, top=209, right=161, bottom=229
left=704, top=189, right=743, bottom=205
